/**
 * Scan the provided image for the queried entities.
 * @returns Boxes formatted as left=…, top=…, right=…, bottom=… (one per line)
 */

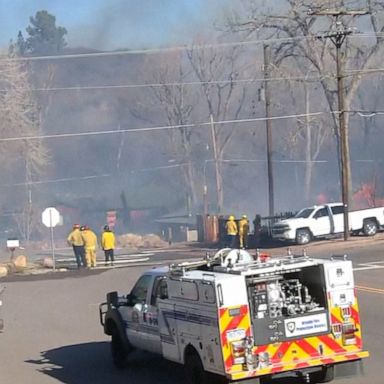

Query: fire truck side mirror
left=126, top=293, right=134, bottom=306
left=107, top=291, right=119, bottom=307
left=159, top=285, right=168, bottom=300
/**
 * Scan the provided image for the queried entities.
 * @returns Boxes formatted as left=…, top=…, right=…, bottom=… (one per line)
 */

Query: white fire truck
left=99, top=249, right=369, bottom=383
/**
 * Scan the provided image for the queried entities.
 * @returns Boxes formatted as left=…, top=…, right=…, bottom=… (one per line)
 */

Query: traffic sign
left=42, top=207, right=60, bottom=228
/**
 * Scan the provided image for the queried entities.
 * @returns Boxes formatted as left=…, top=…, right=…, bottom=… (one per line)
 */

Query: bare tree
left=186, top=44, right=248, bottom=212
left=150, top=55, right=200, bottom=211
left=0, top=54, right=50, bottom=241
left=226, top=0, right=384, bottom=206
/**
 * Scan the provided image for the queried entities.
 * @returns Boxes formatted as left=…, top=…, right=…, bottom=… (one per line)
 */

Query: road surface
left=0, top=238, right=383, bottom=383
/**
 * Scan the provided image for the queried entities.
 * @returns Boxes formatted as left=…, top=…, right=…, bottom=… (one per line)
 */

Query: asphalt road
left=0, top=237, right=383, bottom=384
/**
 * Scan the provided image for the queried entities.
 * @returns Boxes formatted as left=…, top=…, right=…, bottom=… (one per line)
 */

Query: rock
left=42, top=257, right=54, bottom=268
left=11, top=255, right=27, bottom=270
left=0, top=265, right=8, bottom=278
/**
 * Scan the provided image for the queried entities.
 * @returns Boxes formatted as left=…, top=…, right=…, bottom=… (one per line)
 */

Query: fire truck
left=99, top=249, right=369, bottom=383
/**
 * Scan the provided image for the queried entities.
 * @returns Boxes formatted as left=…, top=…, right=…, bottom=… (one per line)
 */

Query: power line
left=1, top=31, right=380, bottom=64
left=0, top=108, right=378, bottom=144
left=1, top=64, right=381, bottom=96
left=3, top=65, right=383, bottom=93
left=2, top=74, right=329, bottom=93
left=4, top=157, right=379, bottom=189
left=0, top=36, right=307, bottom=63
left=1, top=173, right=112, bottom=187
left=0, top=66, right=381, bottom=94
left=345, top=67, right=384, bottom=75
left=0, top=111, right=329, bottom=143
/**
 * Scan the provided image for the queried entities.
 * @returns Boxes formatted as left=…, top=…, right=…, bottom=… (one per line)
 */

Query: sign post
left=42, top=207, right=60, bottom=271
left=6, top=238, right=20, bottom=259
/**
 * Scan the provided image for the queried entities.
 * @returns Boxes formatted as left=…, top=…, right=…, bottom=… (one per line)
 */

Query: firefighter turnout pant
left=85, top=246, right=97, bottom=268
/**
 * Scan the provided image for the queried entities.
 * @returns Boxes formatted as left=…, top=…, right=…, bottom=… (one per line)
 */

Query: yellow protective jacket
left=225, top=220, right=238, bottom=235
left=101, top=231, right=115, bottom=250
left=238, top=219, right=249, bottom=235
left=81, top=230, right=98, bottom=250
left=67, top=229, right=84, bottom=246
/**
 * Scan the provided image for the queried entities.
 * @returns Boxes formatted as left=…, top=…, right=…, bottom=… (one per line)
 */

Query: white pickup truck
left=272, top=202, right=384, bottom=245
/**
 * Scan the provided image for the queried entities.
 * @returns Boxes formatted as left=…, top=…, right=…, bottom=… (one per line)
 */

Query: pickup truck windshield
left=294, top=208, right=314, bottom=218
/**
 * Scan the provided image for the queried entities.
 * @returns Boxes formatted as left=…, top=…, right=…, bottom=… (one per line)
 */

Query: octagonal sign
left=42, top=207, right=60, bottom=228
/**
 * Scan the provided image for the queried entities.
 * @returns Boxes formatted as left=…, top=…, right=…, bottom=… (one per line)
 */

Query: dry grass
left=117, top=233, right=167, bottom=249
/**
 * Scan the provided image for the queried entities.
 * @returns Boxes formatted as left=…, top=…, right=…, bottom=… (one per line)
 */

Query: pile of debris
left=0, top=255, right=29, bottom=278
left=117, top=233, right=168, bottom=249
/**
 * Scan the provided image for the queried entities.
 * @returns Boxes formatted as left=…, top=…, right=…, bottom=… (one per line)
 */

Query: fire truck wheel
left=111, top=329, right=127, bottom=369
left=312, top=365, right=334, bottom=383
left=296, top=229, right=311, bottom=245
left=185, top=351, right=207, bottom=384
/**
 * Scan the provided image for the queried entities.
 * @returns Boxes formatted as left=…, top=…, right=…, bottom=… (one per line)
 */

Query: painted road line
left=362, top=261, right=384, bottom=265
left=115, top=253, right=154, bottom=258
left=354, top=263, right=384, bottom=271
left=353, top=265, right=384, bottom=271
left=100, top=258, right=149, bottom=265
left=92, top=258, right=150, bottom=268
left=356, top=285, right=384, bottom=295
left=55, top=253, right=153, bottom=262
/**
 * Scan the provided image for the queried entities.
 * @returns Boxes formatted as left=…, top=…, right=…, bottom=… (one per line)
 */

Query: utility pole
left=263, top=44, right=274, bottom=217
left=309, top=8, right=368, bottom=241
left=210, top=114, right=222, bottom=213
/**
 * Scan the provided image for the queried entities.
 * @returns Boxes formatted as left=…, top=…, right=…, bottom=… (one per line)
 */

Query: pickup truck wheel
left=111, top=329, right=127, bottom=369
left=296, top=229, right=311, bottom=245
left=185, top=351, right=207, bottom=384
left=363, top=220, right=378, bottom=236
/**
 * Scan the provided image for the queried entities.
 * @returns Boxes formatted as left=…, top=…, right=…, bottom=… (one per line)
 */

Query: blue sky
left=0, top=0, right=233, bottom=51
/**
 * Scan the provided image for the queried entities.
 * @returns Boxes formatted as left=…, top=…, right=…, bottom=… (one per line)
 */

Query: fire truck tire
left=111, top=328, right=127, bottom=369
left=363, top=219, right=377, bottom=236
left=312, top=365, right=334, bottom=383
left=185, top=350, right=207, bottom=384
left=296, top=229, right=311, bottom=245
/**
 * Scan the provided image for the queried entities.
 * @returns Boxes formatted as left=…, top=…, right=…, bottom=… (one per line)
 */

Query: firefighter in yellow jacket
left=101, top=225, right=115, bottom=266
left=238, top=215, right=250, bottom=249
left=81, top=225, right=98, bottom=268
left=67, top=224, right=86, bottom=268
left=225, top=215, right=238, bottom=248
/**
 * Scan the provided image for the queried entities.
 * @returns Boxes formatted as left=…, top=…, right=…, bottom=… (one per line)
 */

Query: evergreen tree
left=25, top=10, right=67, bottom=55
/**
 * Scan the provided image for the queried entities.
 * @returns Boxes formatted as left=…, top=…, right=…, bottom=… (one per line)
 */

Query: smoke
left=67, top=0, right=232, bottom=50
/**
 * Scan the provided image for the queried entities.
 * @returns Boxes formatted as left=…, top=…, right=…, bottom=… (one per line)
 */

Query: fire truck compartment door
left=324, top=261, right=354, bottom=290
left=253, top=309, right=329, bottom=345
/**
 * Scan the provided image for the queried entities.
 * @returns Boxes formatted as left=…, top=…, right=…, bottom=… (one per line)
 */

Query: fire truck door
left=125, top=274, right=152, bottom=349
left=143, top=276, right=165, bottom=354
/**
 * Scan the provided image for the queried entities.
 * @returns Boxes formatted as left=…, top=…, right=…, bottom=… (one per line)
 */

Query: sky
left=0, top=0, right=233, bottom=51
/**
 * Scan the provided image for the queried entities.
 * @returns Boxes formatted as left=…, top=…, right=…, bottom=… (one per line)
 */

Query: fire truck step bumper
left=229, top=350, right=369, bottom=381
